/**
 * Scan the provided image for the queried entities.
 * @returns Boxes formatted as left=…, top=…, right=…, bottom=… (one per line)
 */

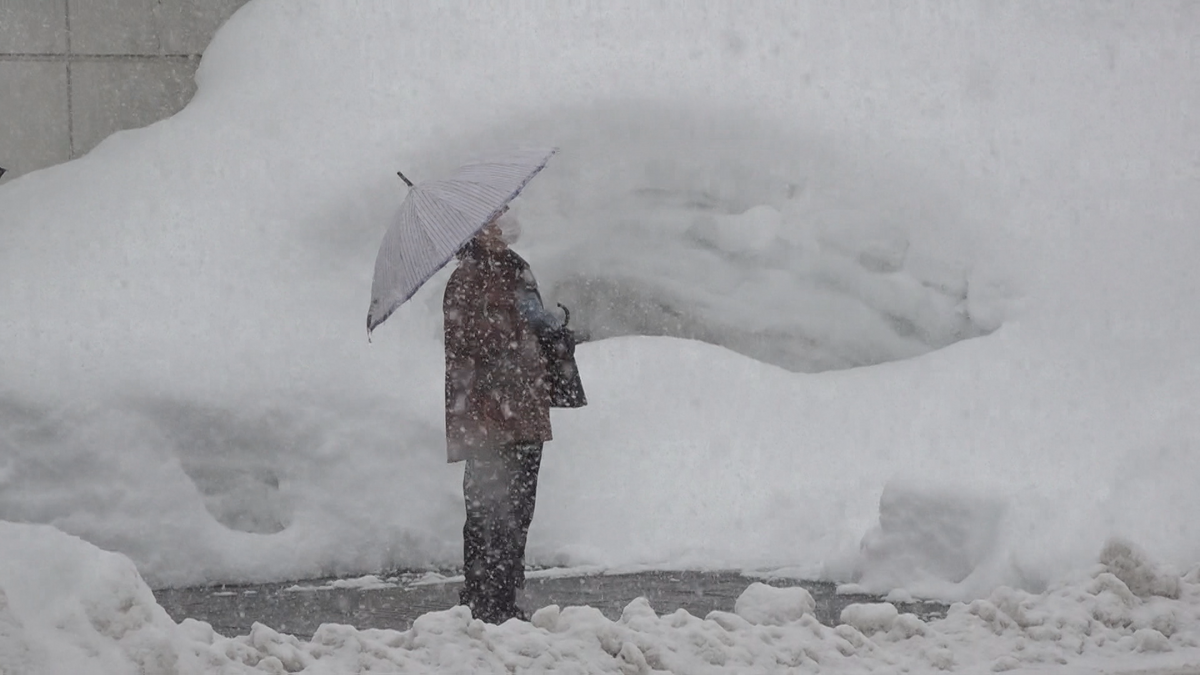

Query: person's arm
left=515, top=267, right=562, bottom=332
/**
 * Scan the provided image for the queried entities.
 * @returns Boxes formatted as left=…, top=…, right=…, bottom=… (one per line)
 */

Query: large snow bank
left=1, top=0, right=1198, bottom=602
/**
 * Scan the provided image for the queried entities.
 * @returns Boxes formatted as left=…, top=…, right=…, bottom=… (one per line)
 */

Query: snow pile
left=932, top=539, right=1199, bottom=672
left=1, top=0, right=1198, bottom=605
left=4, top=522, right=1200, bottom=674
left=733, top=583, right=816, bottom=626
left=840, top=602, right=919, bottom=638
left=854, top=481, right=1009, bottom=597
left=1101, top=540, right=1182, bottom=601
left=0, top=522, right=205, bottom=674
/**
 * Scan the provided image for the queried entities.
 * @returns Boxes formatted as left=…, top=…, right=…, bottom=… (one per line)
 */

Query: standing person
left=442, top=211, right=566, bottom=624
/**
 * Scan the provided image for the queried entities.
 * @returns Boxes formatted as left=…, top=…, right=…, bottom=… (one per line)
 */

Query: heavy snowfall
left=1, top=2, right=1198, bottom=673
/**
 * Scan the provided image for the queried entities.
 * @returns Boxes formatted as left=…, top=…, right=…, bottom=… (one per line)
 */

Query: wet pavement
left=154, top=570, right=949, bottom=640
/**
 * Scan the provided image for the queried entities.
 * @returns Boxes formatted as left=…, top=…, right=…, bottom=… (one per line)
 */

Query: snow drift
left=0, top=0, right=1198, bottom=605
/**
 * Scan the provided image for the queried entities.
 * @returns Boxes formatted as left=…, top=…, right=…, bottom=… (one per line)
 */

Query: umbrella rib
left=412, top=187, right=478, bottom=251
left=420, top=185, right=497, bottom=229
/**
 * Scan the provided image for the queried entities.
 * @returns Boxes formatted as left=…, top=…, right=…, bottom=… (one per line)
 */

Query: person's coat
left=443, top=245, right=553, bottom=462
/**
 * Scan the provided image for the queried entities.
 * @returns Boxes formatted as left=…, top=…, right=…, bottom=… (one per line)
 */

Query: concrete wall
left=0, top=0, right=249, bottom=184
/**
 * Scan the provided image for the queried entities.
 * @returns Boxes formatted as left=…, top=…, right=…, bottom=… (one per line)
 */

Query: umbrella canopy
left=366, top=147, right=558, bottom=335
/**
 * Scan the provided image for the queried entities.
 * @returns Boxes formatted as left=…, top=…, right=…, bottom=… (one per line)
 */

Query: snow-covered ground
left=4, top=522, right=1200, bottom=674
left=2, top=0, right=1199, bottom=671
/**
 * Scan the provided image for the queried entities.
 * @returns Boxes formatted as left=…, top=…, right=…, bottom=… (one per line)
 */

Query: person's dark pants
left=459, top=441, right=543, bottom=623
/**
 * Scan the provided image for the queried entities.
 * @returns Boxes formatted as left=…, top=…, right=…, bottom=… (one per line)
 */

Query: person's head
left=495, top=211, right=522, bottom=245
left=456, top=208, right=509, bottom=260
left=476, top=220, right=507, bottom=252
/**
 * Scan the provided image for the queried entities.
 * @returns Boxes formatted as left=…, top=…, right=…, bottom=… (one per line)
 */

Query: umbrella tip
left=396, top=170, right=414, bottom=188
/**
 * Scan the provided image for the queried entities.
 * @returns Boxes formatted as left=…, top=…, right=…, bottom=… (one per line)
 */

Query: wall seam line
left=64, top=0, right=74, bottom=159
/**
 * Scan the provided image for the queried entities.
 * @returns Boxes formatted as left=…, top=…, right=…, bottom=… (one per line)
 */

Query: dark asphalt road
left=155, top=570, right=948, bottom=640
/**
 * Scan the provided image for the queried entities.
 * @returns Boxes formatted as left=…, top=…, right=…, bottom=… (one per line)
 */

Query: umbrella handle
left=557, top=303, right=570, bottom=327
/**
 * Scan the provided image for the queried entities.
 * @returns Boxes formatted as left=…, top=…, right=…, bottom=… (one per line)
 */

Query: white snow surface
left=0, top=0, right=1198, bottom=645
left=4, top=522, right=1200, bottom=674
left=734, top=583, right=816, bottom=627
